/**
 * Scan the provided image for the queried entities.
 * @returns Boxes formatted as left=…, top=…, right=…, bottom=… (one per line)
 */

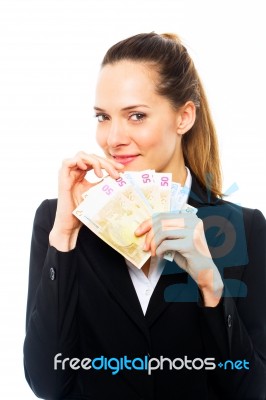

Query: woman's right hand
left=49, top=152, right=124, bottom=251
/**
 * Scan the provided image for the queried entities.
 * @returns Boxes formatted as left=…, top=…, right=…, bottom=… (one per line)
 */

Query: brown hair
left=102, top=32, right=222, bottom=197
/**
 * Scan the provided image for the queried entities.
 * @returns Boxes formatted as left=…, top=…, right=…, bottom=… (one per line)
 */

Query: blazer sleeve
left=199, top=208, right=266, bottom=399
left=23, top=200, right=79, bottom=399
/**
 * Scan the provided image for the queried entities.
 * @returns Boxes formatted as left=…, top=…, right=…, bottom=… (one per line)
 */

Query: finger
left=147, top=213, right=186, bottom=255
left=86, top=155, right=104, bottom=178
left=154, top=228, right=190, bottom=256
left=59, top=159, right=83, bottom=186
left=160, top=217, right=185, bottom=230
left=152, top=212, right=199, bottom=229
left=62, top=153, right=125, bottom=178
left=156, top=228, right=189, bottom=244
left=137, top=212, right=187, bottom=237
left=147, top=225, right=190, bottom=257
left=77, top=152, right=124, bottom=177
left=173, top=251, right=188, bottom=270
left=92, top=153, right=125, bottom=169
left=76, top=160, right=91, bottom=171
left=156, top=240, right=189, bottom=271
left=90, top=157, right=124, bottom=179
left=134, top=218, right=152, bottom=236
left=156, top=236, right=190, bottom=258
left=143, top=215, right=186, bottom=255
left=61, top=157, right=93, bottom=179
left=144, top=227, right=157, bottom=255
left=145, top=221, right=168, bottom=255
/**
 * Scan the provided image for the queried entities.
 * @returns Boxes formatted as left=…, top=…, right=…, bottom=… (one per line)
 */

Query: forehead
left=95, top=61, right=160, bottom=107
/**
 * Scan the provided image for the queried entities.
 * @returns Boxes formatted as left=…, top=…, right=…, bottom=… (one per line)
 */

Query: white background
left=0, top=0, right=265, bottom=398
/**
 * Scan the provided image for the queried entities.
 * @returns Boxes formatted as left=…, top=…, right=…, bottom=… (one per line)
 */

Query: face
left=94, top=61, right=185, bottom=178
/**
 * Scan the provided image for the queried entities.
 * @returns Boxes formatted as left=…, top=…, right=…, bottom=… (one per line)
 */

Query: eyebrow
left=94, top=104, right=151, bottom=112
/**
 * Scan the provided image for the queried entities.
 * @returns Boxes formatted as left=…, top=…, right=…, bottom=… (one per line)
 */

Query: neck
left=165, top=140, right=187, bottom=185
left=172, top=164, right=187, bottom=185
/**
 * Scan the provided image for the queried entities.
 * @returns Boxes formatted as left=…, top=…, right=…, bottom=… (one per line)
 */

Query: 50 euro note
left=153, top=172, right=172, bottom=212
left=73, top=175, right=152, bottom=269
left=124, top=170, right=172, bottom=212
left=124, top=170, right=159, bottom=211
left=163, top=183, right=198, bottom=262
left=124, top=170, right=174, bottom=262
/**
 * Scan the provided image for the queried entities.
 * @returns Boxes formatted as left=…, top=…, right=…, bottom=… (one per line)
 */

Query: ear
left=176, top=101, right=196, bottom=135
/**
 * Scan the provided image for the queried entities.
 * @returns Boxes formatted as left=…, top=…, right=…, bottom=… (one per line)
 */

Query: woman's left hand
left=135, top=212, right=224, bottom=307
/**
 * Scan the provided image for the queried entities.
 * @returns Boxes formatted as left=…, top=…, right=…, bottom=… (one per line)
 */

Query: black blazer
left=23, top=176, right=266, bottom=400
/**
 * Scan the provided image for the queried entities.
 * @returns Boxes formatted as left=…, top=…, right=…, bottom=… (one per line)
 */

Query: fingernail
left=142, top=242, right=147, bottom=251
left=135, top=227, right=141, bottom=235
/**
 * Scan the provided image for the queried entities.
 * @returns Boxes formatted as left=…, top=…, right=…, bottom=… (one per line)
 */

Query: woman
left=24, top=32, right=266, bottom=399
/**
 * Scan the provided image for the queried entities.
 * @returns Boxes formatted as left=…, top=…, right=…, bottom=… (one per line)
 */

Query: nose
left=107, top=120, right=130, bottom=148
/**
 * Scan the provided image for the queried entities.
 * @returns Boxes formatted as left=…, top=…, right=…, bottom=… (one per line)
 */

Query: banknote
left=170, top=183, right=190, bottom=211
left=153, top=172, right=172, bottom=212
left=162, top=181, right=197, bottom=262
left=73, top=175, right=152, bottom=268
left=74, top=171, right=197, bottom=267
left=124, top=170, right=160, bottom=211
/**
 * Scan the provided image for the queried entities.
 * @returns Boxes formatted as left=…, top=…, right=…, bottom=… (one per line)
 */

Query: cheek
left=140, top=126, right=176, bottom=150
left=95, top=128, right=106, bottom=148
left=135, top=127, right=163, bottom=149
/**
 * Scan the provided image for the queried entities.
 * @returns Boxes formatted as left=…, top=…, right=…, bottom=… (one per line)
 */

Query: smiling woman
left=23, top=32, right=266, bottom=400
left=95, top=60, right=193, bottom=182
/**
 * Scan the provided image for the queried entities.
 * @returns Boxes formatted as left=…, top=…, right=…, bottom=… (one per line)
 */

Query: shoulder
left=36, top=198, right=57, bottom=214
left=194, top=196, right=265, bottom=267
left=190, top=173, right=265, bottom=232
left=218, top=198, right=266, bottom=235
left=215, top=200, right=266, bottom=262
left=33, top=199, right=58, bottom=232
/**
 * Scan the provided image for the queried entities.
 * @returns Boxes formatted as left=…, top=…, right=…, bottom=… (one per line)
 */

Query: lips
left=112, top=155, right=139, bottom=165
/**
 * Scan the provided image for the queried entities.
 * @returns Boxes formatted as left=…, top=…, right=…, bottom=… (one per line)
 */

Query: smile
left=113, top=155, right=140, bottom=165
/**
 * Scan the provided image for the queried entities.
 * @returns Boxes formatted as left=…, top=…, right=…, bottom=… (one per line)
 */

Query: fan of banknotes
left=73, top=170, right=197, bottom=268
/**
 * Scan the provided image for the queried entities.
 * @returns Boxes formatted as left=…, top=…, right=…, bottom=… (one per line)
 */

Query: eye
left=95, top=113, right=109, bottom=122
left=129, top=113, right=146, bottom=122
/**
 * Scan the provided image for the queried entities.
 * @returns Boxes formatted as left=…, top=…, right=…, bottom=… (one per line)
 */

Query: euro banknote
left=73, top=171, right=197, bottom=268
left=73, top=175, right=152, bottom=268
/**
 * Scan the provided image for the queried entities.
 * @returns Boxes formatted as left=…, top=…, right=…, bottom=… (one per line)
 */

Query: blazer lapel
left=78, top=226, right=152, bottom=347
left=145, top=264, right=191, bottom=326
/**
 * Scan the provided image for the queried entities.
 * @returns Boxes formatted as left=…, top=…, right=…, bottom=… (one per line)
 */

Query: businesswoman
left=24, top=32, right=266, bottom=399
